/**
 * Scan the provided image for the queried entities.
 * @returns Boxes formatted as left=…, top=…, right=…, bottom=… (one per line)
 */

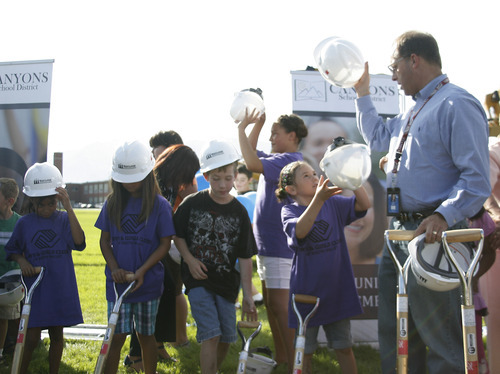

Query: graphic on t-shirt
left=189, top=209, right=241, bottom=275
left=121, top=214, right=146, bottom=234
left=298, top=219, right=341, bottom=254
left=32, top=229, right=60, bottom=249
left=308, top=220, right=331, bottom=242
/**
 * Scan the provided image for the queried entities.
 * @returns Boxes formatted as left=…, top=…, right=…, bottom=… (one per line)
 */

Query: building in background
left=66, top=180, right=109, bottom=208
left=52, top=151, right=108, bottom=208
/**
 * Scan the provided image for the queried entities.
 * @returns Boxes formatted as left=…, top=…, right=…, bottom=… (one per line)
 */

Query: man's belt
left=395, top=209, right=436, bottom=223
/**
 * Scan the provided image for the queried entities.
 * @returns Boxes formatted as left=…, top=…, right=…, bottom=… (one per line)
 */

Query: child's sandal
left=174, top=340, right=190, bottom=348
left=157, top=344, right=177, bottom=363
left=123, top=355, right=143, bottom=373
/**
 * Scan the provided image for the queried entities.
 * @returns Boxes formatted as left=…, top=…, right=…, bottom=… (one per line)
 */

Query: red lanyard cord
left=391, top=78, right=449, bottom=184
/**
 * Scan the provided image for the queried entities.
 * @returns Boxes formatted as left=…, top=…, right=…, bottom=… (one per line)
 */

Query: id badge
left=387, top=187, right=401, bottom=216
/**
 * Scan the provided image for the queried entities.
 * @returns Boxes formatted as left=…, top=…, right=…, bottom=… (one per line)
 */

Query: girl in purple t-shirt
left=238, top=109, right=308, bottom=369
left=5, top=162, right=85, bottom=374
left=95, top=141, right=175, bottom=374
left=276, top=161, right=370, bottom=374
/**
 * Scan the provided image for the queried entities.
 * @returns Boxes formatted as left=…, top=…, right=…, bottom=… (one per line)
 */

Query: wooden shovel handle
left=294, top=294, right=319, bottom=304
left=443, top=229, right=482, bottom=243
left=385, top=230, right=416, bottom=241
left=237, top=320, right=261, bottom=329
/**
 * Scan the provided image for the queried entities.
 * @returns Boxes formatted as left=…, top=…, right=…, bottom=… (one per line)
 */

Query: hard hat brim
left=408, top=233, right=473, bottom=292
left=23, top=183, right=66, bottom=197
left=111, top=168, right=153, bottom=183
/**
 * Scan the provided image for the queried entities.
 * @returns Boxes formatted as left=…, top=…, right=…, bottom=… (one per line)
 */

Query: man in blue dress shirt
left=354, top=31, right=490, bottom=374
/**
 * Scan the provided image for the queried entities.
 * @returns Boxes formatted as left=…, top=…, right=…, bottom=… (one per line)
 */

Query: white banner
left=291, top=70, right=400, bottom=116
left=0, top=60, right=54, bottom=106
left=0, top=59, right=54, bottom=212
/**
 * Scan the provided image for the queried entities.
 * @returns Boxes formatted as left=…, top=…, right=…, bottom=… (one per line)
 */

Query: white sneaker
left=252, top=293, right=264, bottom=305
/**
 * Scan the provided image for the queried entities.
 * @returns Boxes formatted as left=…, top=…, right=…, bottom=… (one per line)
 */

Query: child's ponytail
left=275, top=161, right=304, bottom=203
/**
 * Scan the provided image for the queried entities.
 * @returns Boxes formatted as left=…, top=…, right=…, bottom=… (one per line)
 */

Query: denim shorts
left=188, top=287, right=237, bottom=343
left=302, top=318, right=353, bottom=354
left=107, top=298, right=159, bottom=335
left=256, top=255, right=292, bottom=289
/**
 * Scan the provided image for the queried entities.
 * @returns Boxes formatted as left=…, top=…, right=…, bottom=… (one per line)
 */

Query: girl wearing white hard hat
left=5, top=162, right=85, bottom=374
left=95, top=140, right=176, bottom=374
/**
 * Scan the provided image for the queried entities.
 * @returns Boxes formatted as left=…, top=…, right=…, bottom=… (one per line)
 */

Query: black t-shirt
left=173, top=190, right=257, bottom=301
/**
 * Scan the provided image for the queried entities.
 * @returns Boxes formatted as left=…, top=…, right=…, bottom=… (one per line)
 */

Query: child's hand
left=129, top=271, right=144, bottom=293
left=241, top=295, right=258, bottom=321
left=237, top=107, right=264, bottom=128
left=111, top=268, right=134, bottom=284
left=19, top=261, right=37, bottom=277
left=56, top=187, right=71, bottom=211
left=186, top=258, right=208, bottom=280
left=316, top=175, right=342, bottom=202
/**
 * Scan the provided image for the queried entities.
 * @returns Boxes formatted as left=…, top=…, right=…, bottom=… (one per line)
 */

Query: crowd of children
left=0, top=109, right=370, bottom=374
left=3, top=105, right=496, bottom=374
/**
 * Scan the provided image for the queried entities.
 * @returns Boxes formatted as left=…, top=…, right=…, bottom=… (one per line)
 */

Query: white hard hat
left=23, top=162, right=65, bottom=197
left=230, top=88, right=265, bottom=122
left=111, top=140, right=155, bottom=183
left=0, top=269, right=25, bottom=306
left=319, top=137, right=371, bottom=190
left=199, top=140, right=240, bottom=173
left=409, top=233, right=475, bottom=292
left=314, top=36, right=365, bottom=88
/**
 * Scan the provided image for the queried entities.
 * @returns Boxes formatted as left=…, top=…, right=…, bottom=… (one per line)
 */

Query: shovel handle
left=237, top=320, right=261, bottom=329
left=443, top=229, right=482, bottom=243
left=293, top=294, right=318, bottom=304
left=386, top=230, right=416, bottom=241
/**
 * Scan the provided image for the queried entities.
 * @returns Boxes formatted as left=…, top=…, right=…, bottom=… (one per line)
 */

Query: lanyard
left=391, top=78, right=449, bottom=188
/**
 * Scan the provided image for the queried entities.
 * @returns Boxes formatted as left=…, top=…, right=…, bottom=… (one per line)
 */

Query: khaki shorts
left=0, top=303, right=21, bottom=320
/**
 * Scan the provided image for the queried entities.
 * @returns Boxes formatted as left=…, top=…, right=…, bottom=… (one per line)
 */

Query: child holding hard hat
left=276, top=160, right=370, bottom=374
left=238, top=109, right=308, bottom=372
left=5, top=163, right=85, bottom=374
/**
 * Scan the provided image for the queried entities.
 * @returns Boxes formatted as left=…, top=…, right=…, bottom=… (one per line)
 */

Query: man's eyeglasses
left=388, top=56, right=407, bottom=74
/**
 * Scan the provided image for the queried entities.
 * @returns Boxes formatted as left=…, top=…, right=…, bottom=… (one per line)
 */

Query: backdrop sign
left=291, top=69, right=400, bottom=345
left=291, top=69, right=400, bottom=116
left=0, top=59, right=55, bottom=212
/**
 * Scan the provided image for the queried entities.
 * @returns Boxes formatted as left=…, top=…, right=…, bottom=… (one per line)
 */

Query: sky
left=2, top=0, right=500, bottom=183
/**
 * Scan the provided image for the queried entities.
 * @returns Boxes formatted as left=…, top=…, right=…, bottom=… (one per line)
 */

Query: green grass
left=0, top=209, right=381, bottom=373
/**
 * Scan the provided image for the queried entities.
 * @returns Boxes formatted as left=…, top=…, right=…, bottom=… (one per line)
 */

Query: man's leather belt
left=395, top=209, right=436, bottom=223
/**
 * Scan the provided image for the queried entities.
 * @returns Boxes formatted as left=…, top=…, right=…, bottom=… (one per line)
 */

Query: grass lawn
left=0, top=209, right=381, bottom=373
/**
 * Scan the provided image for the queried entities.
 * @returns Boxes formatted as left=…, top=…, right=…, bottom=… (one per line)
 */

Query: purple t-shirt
left=5, top=211, right=85, bottom=328
left=282, top=196, right=365, bottom=327
left=254, top=151, right=303, bottom=258
left=95, top=195, right=175, bottom=303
